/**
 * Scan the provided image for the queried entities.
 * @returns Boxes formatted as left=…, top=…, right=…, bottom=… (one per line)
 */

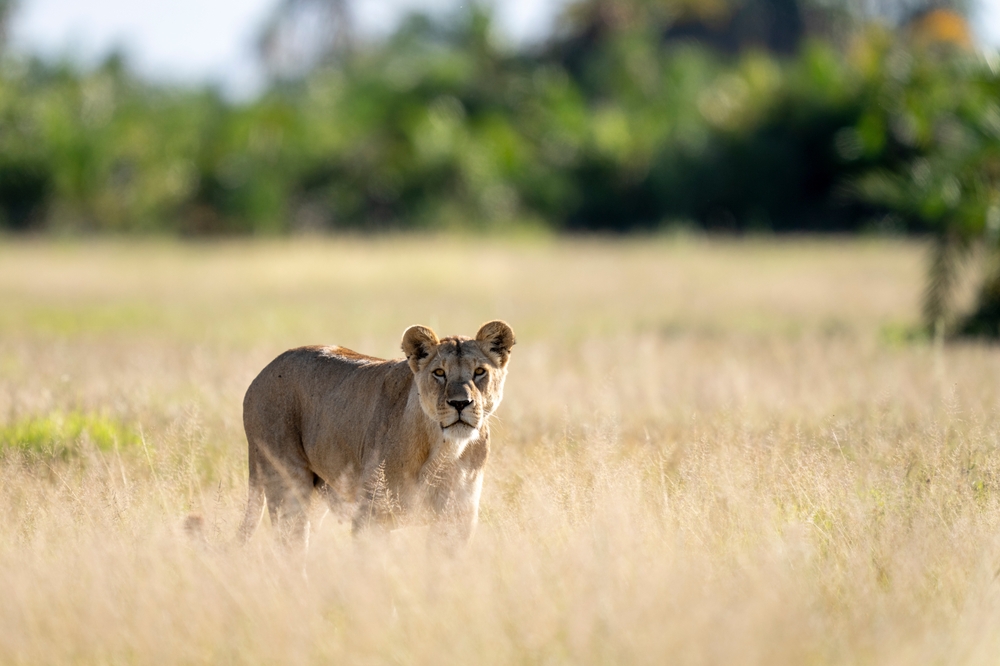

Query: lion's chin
left=443, top=422, right=480, bottom=444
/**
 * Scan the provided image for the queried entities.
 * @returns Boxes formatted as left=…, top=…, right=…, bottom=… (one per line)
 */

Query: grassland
left=1, top=236, right=999, bottom=664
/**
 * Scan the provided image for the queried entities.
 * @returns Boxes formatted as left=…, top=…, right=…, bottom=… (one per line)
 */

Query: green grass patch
left=879, top=321, right=931, bottom=347
left=0, top=411, right=141, bottom=457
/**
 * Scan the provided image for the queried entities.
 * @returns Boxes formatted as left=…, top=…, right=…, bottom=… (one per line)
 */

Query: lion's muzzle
left=447, top=399, right=473, bottom=412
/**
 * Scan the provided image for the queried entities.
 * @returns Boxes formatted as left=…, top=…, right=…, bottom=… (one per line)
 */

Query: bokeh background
left=3, top=0, right=1000, bottom=335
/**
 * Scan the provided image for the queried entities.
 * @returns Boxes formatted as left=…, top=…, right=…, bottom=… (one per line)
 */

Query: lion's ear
left=476, top=320, right=516, bottom=367
left=402, top=325, right=439, bottom=372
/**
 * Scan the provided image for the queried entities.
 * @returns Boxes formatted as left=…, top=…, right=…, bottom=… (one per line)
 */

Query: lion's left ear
left=402, top=325, right=439, bottom=373
left=476, top=320, right=516, bottom=367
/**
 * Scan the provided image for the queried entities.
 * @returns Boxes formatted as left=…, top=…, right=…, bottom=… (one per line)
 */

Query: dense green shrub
left=0, top=7, right=934, bottom=234
left=0, top=3, right=992, bottom=252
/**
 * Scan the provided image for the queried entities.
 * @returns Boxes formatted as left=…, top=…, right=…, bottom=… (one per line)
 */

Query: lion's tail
left=238, top=433, right=269, bottom=544
left=238, top=472, right=266, bottom=545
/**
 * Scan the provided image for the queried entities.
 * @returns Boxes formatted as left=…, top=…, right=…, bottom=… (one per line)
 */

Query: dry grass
left=1, top=235, right=999, bottom=664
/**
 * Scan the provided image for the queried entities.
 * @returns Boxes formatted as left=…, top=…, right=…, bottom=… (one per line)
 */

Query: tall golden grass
left=1, top=236, right=999, bottom=664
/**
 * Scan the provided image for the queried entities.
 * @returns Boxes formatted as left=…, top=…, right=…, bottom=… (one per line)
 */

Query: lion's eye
left=433, top=369, right=445, bottom=378
left=474, top=367, right=486, bottom=377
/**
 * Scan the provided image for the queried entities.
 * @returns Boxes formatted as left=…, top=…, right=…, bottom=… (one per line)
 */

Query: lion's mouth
left=440, top=418, right=481, bottom=445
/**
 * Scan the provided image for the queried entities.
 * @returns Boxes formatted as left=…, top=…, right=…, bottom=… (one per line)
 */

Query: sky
left=7, top=0, right=570, bottom=98
left=8, top=0, right=1000, bottom=99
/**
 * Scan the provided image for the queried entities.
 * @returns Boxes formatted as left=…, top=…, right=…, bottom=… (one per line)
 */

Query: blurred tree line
left=2, top=0, right=1000, bottom=332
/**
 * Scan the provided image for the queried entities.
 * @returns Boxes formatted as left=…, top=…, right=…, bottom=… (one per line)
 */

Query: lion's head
left=402, top=320, right=516, bottom=444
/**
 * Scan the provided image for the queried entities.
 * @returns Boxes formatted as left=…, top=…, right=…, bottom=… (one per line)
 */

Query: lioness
left=238, top=320, right=515, bottom=547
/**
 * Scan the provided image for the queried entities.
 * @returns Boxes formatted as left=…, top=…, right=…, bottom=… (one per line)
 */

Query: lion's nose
left=448, top=399, right=472, bottom=412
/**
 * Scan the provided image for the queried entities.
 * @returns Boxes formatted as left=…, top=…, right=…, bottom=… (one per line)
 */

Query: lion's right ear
left=402, top=325, right=439, bottom=372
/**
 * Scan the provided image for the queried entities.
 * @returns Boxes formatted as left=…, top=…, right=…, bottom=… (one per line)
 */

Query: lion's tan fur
left=238, top=321, right=515, bottom=547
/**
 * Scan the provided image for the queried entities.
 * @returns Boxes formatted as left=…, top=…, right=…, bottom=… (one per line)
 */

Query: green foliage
left=845, top=36, right=1000, bottom=335
left=0, top=1, right=994, bottom=263
left=0, top=410, right=141, bottom=458
left=0, top=5, right=880, bottom=233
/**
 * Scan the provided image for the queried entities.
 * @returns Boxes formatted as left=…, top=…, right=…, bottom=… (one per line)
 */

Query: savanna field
left=3, top=236, right=1000, bottom=664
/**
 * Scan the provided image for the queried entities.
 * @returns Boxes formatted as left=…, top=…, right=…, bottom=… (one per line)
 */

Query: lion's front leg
left=427, top=467, right=484, bottom=547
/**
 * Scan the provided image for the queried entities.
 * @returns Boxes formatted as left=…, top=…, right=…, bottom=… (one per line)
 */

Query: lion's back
left=244, top=345, right=382, bottom=415
left=243, top=345, right=412, bottom=451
